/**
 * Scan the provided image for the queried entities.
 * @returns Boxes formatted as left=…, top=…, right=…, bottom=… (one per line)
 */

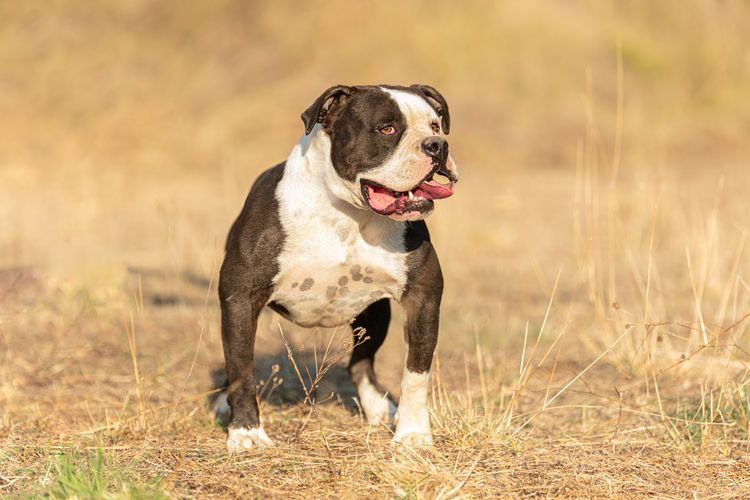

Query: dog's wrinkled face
left=301, top=85, right=459, bottom=221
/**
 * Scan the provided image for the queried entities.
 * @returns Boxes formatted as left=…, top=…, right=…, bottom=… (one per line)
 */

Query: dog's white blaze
left=393, top=368, right=432, bottom=445
left=357, top=376, right=397, bottom=425
left=384, top=88, right=439, bottom=132
left=227, top=426, right=274, bottom=452
left=271, top=127, right=409, bottom=328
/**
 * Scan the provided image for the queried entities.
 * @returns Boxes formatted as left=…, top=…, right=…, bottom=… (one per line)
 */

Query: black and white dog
left=218, top=84, right=458, bottom=452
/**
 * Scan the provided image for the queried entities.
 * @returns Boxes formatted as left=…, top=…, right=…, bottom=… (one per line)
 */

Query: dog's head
left=301, top=84, right=458, bottom=221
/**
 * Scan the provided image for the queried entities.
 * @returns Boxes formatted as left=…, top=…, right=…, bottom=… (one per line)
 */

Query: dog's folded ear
left=301, top=85, right=353, bottom=135
left=410, top=84, right=451, bottom=134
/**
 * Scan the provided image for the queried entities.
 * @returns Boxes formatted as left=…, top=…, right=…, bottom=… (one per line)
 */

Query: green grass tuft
left=45, top=449, right=167, bottom=500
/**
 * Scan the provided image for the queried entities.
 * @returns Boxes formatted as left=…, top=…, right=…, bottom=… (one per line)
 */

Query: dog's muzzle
left=422, top=137, right=457, bottom=183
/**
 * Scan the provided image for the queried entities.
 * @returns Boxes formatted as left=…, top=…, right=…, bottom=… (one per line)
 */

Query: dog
left=217, top=84, right=458, bottom=452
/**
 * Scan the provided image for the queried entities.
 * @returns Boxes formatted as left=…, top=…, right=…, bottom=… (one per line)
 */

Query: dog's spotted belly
left=271, top=264, right=401, bottom=328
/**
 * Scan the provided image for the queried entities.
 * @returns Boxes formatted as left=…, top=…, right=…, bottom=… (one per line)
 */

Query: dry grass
left=3, top=1, right=750, bottom=497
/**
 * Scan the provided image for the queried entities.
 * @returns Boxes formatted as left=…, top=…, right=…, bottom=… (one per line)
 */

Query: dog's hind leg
left=349, top=298, right=398, bottom=426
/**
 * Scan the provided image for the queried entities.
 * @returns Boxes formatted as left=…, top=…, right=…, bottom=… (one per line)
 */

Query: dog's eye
left=431, top=122, right=440, bottom=134
left=378, top=125, right=397, bottom=135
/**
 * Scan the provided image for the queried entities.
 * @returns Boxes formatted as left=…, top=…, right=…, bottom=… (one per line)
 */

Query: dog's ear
left=410, top=84, right=451, bottom=134
left=301, top=85, right=352, bottom=135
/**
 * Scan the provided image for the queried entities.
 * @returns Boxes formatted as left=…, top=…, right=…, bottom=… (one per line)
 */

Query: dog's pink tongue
left=415, top=179, right=455, bottom=200
left=367, top=184, right=398, bottom=212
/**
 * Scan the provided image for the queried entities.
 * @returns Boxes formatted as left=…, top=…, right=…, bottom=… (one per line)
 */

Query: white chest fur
left=269, top=132, right=409, bottom=328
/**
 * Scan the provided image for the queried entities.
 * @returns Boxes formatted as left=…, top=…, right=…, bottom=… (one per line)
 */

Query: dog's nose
left=421, top=136, right=448, bottom=160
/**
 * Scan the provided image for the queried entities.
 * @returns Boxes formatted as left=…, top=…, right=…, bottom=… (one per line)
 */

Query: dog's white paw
left=392, top=431, right=433, bottom=448
left=392, top=409, right=432, bottom=448
left=358, top=379, right=397, bottom=425
left=227, top=427, right=274, bottom=453
left=392, top=400, right=432, bottom=447
left=369, top=398, right=398, bottom=426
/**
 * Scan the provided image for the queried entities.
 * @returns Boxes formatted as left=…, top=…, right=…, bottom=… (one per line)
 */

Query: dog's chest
left=270, top=173, right=408, bottom=328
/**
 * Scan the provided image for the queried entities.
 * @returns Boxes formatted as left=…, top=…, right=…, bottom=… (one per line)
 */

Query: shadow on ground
left=208, top=351, right=363, bottom=426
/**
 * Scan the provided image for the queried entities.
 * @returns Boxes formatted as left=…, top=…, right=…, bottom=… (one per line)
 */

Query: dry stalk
left=126, top=311, right=146, bottom=430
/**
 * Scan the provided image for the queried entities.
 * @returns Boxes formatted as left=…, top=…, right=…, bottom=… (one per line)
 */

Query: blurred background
left=2, top=0, right=748, bottom=280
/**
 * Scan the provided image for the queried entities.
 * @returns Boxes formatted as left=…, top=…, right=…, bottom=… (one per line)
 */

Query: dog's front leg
left=393, top=244, right=443, bottom=447
left=219, top=267, right=274, bottom=453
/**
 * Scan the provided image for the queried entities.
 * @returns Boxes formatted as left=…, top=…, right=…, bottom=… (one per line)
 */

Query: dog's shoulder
left=224, top=161, right=286, bottom=261
left=242, top=162, right=286, bottom=216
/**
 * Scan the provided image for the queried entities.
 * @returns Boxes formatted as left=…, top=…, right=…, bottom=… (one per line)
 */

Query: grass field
left=3, top=1, right=750, bottom=497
